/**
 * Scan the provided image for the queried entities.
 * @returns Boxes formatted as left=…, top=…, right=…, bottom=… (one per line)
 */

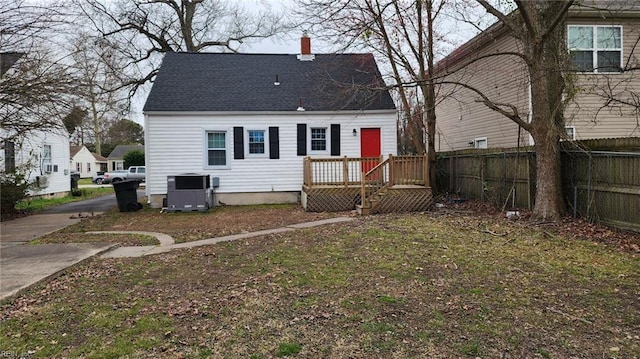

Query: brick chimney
left=297, top=32, right=315, bottom=61
left=301, top=33, right=311, bottom=55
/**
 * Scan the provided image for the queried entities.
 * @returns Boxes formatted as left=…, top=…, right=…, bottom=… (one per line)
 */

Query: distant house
left=107, top=144, right=144, bottom=171
left=1, top=52, right=71, bottom=198
left=433, top=0, right=640, bottom=151
left=70, top=145, right=107, bottom=178
left=143, top=35, right=397, bottom=208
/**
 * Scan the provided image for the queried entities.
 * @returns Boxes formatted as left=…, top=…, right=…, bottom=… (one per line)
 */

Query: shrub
left=1, top=171, right=33, bottom=217
left=123, top=150, right=145, bottom=167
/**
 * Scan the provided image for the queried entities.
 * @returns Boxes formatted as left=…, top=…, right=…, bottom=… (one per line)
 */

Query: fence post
left=424, top=154, right=430, bottom=187
left=361, top=171, right=366, bottom=208
left=343, top=156, right=349, bottom=187
left=304, top=157, right=312, bottom=188
left=389, top=154, right=394, bottom=187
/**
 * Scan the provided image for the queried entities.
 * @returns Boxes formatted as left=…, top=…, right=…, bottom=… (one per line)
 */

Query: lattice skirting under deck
left=302, top=186, right=433, bottom=214
left=372, top=187, right=433, bottom=214
left=302, top=187, right=361, bottom=212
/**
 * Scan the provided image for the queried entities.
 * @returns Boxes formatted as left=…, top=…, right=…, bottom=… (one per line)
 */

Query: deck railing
left=359, top=155, right=429, bottom=207
left=303, top=155, right=429, bottom=188
left=303, top=156, right=382, bottom=187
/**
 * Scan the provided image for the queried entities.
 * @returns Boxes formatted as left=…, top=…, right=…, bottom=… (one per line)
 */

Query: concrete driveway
left=0, top=191, right=144, bottom=300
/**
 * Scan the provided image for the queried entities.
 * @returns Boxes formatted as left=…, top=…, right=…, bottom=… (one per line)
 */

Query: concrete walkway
left=1, top=214, right=354, bottom=300
left=97, top=217, right=354, bottom=258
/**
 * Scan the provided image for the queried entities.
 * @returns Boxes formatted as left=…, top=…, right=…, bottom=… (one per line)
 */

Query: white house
left=70, top=145, right=101, bottom=178
left=1, top=52, right=71, bottom=198
left=2, top=128, right=71, bottom=198
left=142, top=36, right=398, bottom=208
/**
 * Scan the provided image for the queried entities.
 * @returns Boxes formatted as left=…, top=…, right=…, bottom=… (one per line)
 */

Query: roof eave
left=143, top=109, right=397, bottom=116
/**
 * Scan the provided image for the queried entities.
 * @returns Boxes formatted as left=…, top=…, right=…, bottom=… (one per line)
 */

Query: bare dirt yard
left=1, top=203, right=639, bottom=358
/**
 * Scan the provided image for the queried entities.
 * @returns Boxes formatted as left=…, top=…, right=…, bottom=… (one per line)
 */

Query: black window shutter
left=269, top=127, right=279, bottom=159
left=330, top=124, right=340, bottom=156
left=233, top=127, right=244, bottom=159
left=297, top=124, right=307, bottom=156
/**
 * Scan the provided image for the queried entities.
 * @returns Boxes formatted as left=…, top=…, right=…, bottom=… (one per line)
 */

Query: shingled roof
left=108, top=145, right=144, bottom=159
left=143, top=52, right=396, bottom=112
left=1, top=52, right=24, bottom=76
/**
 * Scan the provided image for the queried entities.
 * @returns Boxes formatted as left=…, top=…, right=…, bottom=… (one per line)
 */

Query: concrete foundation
left=149, top=191, right=300, bottom=208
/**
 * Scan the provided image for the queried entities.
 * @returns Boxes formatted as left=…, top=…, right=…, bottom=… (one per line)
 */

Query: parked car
left=101, top=170, right=127, bottom=184
left=92, top=171, right=106, bottom=184
left=103, top=166, right=146, bottom=184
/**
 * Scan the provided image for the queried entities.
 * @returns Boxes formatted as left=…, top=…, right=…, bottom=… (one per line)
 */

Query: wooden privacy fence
left=438, top=146, right=640, bottom=232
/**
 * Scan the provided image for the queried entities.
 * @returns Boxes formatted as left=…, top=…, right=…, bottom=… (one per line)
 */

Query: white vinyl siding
left=1, top=128, right=71, bottom=196
left=144, top=111, right=397, bottom=198
left=70, top=146, right=100, bottom=178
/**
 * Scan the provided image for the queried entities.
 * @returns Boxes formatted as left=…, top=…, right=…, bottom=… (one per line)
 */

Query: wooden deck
left=302, top=155, right=433, bottom=214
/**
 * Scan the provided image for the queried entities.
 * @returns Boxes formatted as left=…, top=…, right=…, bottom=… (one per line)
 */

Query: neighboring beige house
left=434, top=1, right=640, bottom=151
left=70, top=145, right=107, bottom=178
left=107, top=144, right=144, bottom=171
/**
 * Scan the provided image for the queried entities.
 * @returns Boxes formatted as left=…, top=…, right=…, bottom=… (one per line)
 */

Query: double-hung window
left=43, top=144, right=52, bottom=172
left=568, top=25, right=622, bottom=73
left=248, top=130, right=265, bottom=155
left=310, top=127, right=327, bottom=152
left=207, top=131, right=227, bottom=167
left=4, top=141, right=15, bottom=173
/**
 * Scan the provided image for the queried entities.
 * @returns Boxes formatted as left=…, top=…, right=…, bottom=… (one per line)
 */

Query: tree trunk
left=531, top=127, right=564, bottom=221
left=527, top=21, right=568, bottom=221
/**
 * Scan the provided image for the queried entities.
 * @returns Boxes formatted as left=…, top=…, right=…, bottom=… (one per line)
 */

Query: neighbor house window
left=42, top=144, right=52, bottom=171
left=248, top=130, right=265, bottom=155
left=87, top=162, right=91, bottom=172
left=568, top=25, right=622, bottom=73
left=207, top=131, right=227, bottom=166
left=4, top=141, right=15, bottom=173
left=310, top=127, right=327, bottom=151
left=473, top=137, right=488, bottom=149
left=76, top=162, right=81, bottom=172
left=565, top=126, right=576, bottom=140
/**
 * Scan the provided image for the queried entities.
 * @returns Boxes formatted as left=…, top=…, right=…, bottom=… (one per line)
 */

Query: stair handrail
left=360, top=156, right=391, bottom=209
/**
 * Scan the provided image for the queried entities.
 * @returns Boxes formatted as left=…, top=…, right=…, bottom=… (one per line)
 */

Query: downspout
left=527, top=74, right=535, bottom=146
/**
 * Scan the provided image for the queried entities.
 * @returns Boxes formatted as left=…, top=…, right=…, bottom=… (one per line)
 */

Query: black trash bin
left=113, top=180, right=143, bottom=212
left=70, top=172, right=80, bottom=190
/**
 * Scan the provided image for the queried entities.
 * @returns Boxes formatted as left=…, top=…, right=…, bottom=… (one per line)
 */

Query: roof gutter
left=142, top=109, right=398, bottom=116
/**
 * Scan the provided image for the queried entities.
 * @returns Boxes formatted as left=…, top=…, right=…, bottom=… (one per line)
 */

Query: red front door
left=360, top=128, right=381, bottom=174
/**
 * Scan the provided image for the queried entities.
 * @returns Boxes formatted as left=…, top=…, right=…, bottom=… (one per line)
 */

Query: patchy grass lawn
left=1, top=212, right=638, bottom=358
left=34, top=204, right=350, bottom=245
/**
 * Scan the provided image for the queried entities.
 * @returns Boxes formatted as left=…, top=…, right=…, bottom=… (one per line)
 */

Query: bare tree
left=450, top=1, right=574, bottom=221
left=1, top=0, right=78, bottom=142
left=78, top=0, right=289, bottom=96
left=297, top=0, right=455, bottom=191
left=68, top=32, right=131, bottom=155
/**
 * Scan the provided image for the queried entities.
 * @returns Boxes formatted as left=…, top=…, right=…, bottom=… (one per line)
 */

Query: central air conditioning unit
left=36, top=175, right=49, bottom=188
left=166, top=174, right=216, bottom=212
